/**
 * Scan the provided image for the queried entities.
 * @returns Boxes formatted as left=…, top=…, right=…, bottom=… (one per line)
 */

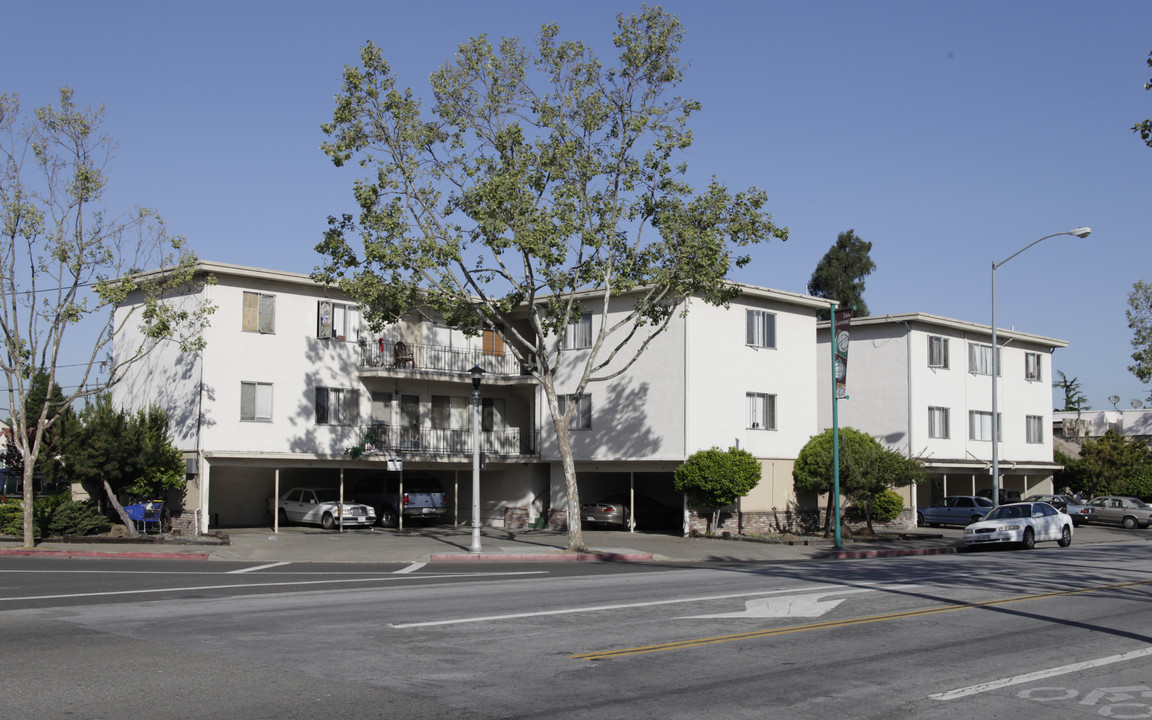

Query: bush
left=0, top=502, right=25, bottom=536
left=48, top=501, right=112, bottom=536
left=869, top=489, right=905, bottom=523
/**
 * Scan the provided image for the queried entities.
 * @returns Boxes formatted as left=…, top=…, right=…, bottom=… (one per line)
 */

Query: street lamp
left=470, top=364, right=485, bottom=553
left=991, top=227, right=1091, bottom=506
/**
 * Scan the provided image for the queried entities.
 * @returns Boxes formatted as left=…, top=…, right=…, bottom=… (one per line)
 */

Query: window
left=1026, top=415, right=1044, bottom=444
left=746, top=309, right=777, bottom=349
left=482, top=397, right=506, bottom=432
left=559, top=394, right=592, bottom=429
left=370, top=391, right=392, bottom=425
left=928, top=336, right=949, bottom=369
left=969, top=410, right=1002, bottom=442
left=747, top=392, right=777, bottom=430
left=240, top=381, right=273, bottom=422
left=315, top=387, right=360, bottom=425
left=483, top=325, right=506, bottom=356
left=928, top=407, right=950, bottom=439
left=317, top=301, right=358, bottom=340
left=562, top=313, right=592, bottom=349
left=1025, top=352, right=1042, bottom=381
left=968, top=343, right=1000, bottom=376
left=242, top=292, right=275, bottom=334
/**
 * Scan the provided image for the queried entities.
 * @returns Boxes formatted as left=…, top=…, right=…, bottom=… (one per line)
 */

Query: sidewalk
left=0, top=525, right=964, bottom=564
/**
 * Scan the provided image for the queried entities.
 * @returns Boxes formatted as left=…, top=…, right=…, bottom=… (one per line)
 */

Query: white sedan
left=269, top=487, right=376, bottom=529
left=962, top=501, right=1073, bottom=550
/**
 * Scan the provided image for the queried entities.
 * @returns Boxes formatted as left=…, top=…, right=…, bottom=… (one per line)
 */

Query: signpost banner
left=834, top=308, right=851, bottom=399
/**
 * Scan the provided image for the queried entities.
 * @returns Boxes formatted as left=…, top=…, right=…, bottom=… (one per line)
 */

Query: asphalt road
left=4, top=539, right=1152, bottom=719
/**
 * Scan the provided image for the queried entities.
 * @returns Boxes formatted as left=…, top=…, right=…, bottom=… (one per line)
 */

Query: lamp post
left=470, top=364, right=485, bottom=553
left=991, top=227, right=1091, bottom=506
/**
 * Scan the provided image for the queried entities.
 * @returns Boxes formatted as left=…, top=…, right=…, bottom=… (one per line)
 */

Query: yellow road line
left=571, top=579, right=1152, bottom=661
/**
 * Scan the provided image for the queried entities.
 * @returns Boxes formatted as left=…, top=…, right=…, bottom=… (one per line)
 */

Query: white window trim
left=969, top=410, right=1002, bottom=442
left=968, top=343, right=1001, bottom=376
left=559, top=394, right=592, bottom=429
left=317, top=300, right=359, bottom=341
left=561, top=312, right=593, bottom=350
left=243, top=292, right=275, bottom=334
left=928, top=336, right=949, bottom=369
left=747, top=392, right=777, bottom=430
left=1026, top=414, right=1044, bottom=444
left=928, top=406, right=950, bottom=439
left=1024, top=352, right=1043, bottom=382
left=746, top=309, right=777, bottom=349
left=241, top=381, right=273, bottom=422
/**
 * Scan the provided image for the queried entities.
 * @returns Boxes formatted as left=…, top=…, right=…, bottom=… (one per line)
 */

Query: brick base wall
left=547, top=507, right=917, bottom=536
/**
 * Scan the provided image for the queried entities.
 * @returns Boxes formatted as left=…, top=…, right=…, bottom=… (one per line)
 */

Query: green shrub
left=48, top=501, right=112, bottom=536
left=0, top=502, right=33, bottom=537
left=869, top=489, right=905, bottom=524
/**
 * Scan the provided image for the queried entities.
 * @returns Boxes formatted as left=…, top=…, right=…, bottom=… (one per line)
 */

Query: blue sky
left=4, top=0, right=1150, bottom=411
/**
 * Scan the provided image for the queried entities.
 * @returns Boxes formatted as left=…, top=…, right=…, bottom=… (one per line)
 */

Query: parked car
left=1022, top=493, right=1093, bottom=526
left=962, top=501, right=1073, bottom=550
left=351, top=476, right=447, bottom=527
left=976, top=488, right=1023, bottom=505
left=1083, top=495, right=1152, bottom=529
left=581, top=494, right=683, bottom=531
left=269, top=487, right=376, bottom=529
left=917, top=496, right=994, bottom=527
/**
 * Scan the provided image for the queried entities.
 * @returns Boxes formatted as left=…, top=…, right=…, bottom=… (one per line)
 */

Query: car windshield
left=983, top=505, right=1026, bottom=520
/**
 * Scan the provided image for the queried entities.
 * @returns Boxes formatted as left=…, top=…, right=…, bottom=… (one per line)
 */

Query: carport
left=572, top=469, right=685, bottom=533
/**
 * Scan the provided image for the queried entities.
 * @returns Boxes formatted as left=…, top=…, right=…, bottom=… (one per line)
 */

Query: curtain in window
left=746, top=310, right=776, bottom=348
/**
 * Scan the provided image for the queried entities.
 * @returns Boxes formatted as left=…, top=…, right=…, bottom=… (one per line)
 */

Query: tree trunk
left=22, top=462, right=36, bottom=549
left=104, top=480, right=139, bottom=538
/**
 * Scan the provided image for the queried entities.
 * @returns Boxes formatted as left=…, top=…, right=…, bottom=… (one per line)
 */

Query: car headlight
left=1000, top=524, right=1021, bottom=531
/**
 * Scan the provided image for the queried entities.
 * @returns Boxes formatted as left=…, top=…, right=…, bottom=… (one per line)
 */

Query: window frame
left=559, top=393, right=592, bottom=430
left=315, top=387, right=360, bottom=426
left=928, top=406, right=950, bottom=439
left=967, top=343, right=1001, bottom=376
left=1026, top=414, right=1044, bottom=444
left=747, top=392, right=777, bottom=430
left=561, top=313, right=592, bottom=350
left=969, top=410, right=1002, bottom=442
left=1024, top=352, right=1042, bottom=381
left=928, top=336, right=949, bottom=369
left=317, top=300, right=358, bottom=340
left=242, top=292, right=275, bottom=334
left=746, top=309, right=777, bottom=349
left=240, top=381, right=273, bottom=422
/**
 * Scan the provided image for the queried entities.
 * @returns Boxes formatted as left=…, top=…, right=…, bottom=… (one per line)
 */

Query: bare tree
left=1, top=88, right=214, bottom=546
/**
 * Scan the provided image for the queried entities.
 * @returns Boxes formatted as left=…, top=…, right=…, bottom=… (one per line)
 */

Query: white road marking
left=227, top=562, right=291, bottom=574
left=0, top=571, right=547, bottom=603
left=676, top=588, right=874, bottom=619
left=392, top=584, right=905, bottom=628
left=394, top=562, right=426, bottom=574
left=930, top=647, right=1152, bottom=700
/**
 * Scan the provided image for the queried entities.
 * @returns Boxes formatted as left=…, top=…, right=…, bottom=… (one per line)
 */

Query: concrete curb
left=829, top=546, right=959, bottom=559
left=0, top=548, right=210, bottom=560
left=428, top=551, right=654, bottom=563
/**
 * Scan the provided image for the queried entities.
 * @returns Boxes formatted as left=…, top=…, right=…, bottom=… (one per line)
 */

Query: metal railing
left=360, top=340, right=529, bottom=377
left=348, top=424, right=537, bottom=458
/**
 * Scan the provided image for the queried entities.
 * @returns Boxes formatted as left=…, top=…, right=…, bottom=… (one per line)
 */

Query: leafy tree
left=673, top=446, right=761, bottom=533
left=314, top=9, right=786, bottom=551
left=1053, top=370, right=1091, bottom=412
left=59, top=395, right=186, bottom=533
left=1127, top=280, right=1152, bottom=399
left=1063, top=430, right=1151, bottom=499
left=1, top=88, right=214, bottom=547
left=793, top=427, right=925, bottom=533
left=807, top=230, right=876, bottom=320
left=1134, top=51, right=1152, bottom=149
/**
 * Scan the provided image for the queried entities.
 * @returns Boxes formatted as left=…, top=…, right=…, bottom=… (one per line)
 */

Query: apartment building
left=816, top=313, right=1066, bottom=513
left=111, top=262, right=826, bottom=534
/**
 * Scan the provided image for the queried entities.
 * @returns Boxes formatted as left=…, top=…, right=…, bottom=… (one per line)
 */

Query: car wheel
left=277, top=508, right=288, bottom=526
left=378, top=506, right=398, bottom=528
left=1021, top=527, right=1035, bottom=550
left=1123, top=516, right=1139, bottom=530
left=1058, top=525, right=1072, bottom=547
left=321, top=512, right=336, bottom=530
left=916, top=513, right=925, bottom=527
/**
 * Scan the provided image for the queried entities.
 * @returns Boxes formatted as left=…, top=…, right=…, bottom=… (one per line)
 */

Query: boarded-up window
left=483, top=325, right=505, bottom=356
left=243, top=292, right=275, bottom=333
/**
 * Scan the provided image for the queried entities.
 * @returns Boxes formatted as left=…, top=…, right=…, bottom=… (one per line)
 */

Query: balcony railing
left=360, top=340, right=528, bottom=377
left=348, top=424, right=537, bottom=458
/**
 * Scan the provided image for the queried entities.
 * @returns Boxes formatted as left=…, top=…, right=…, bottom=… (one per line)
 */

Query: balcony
left=359, top=339, right=529, bottom=378
left=348, top=424, right=538, bottom=459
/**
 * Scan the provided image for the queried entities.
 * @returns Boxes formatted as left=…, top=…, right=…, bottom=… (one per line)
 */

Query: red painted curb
left=429, top=552, right=653, bottom=563
left=0, top=548, right=210, bottom=560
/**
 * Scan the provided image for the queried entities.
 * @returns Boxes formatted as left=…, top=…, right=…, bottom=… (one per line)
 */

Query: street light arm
left=994, top=228, right=1091, bottom=269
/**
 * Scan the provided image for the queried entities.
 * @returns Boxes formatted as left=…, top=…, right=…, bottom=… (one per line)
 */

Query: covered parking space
left=914, top=459, right=1059, bottom=509
left=565, top=465, right=684, bottom=533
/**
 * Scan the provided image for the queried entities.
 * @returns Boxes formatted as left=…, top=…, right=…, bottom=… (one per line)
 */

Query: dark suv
left=976, top=488, right=1023, bottom=505
left=351, top=476, right=447, bottom=527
